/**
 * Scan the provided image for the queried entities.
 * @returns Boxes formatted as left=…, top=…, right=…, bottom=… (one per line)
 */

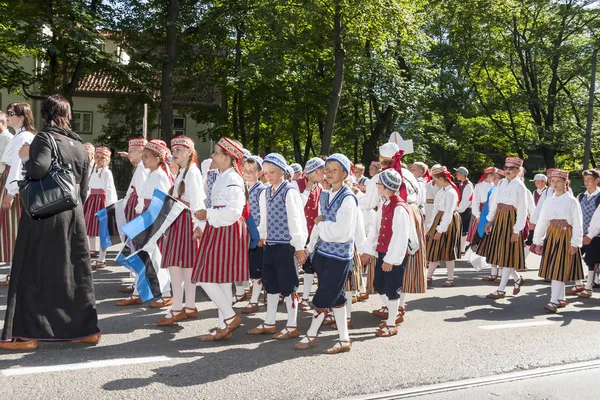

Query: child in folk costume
left=249, top=153, right=308, bottom=340
left=156, top=136, right=206, bottom=326
left=477, top=157, right=528, bottom=299
left=192, top=137, right=249, bottom=341
left=530, top=169, right=584, bottom=312
left=116, top=140, right=174, bottom=308
left=410, top=161, right=431, bottom=210
left=298, top=157, right=326, bottom=311
left=454, top=167, right=474, bottom=255
left=354, top=163, right=369, bottom=186
left=468, top=167, right=497, bottom=246
left=363, top=169, right=417, bottom=337
left=424, top=165, right=442, bottom=229
left=425, top=166, right=462, bottom=287
left=568, top=169, right=600, bottom=298
left=296, top=154, right=359, bottom=353
left=242, top=155, right=267, bottom=314
left=477, top=169, right=505, bottom=281
left=123, top=138, right=149, bottom=222
left=84, top=146, right=117, bottom=269
left=0, top=103, right=36, bottom=286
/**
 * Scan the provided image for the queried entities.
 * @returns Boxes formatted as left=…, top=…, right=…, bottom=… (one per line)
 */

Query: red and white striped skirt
left=0, top=167, right=22, bottom=262
left=160, top=209, right=198, bottom=268
left=192, top=218, right=249, bottom=283
left=142, top=198, right=151, bottom=213
left=124, top=189, right=139, bottom=222
left=84, top=189, right=106, bottom=236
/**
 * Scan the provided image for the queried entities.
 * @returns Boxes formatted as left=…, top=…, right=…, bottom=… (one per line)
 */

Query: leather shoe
left=0, top=339, right=38, bottom=351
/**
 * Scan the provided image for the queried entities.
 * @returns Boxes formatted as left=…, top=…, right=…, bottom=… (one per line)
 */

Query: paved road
left=1, top=250, right=599, bottom=400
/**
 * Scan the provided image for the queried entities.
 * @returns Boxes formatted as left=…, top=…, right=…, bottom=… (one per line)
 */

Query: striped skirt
left=467, top=203, right=485, bottom=243
left=0, top=167, right=22, bottom=262
left=538, top=222, right=584, bottom=283
left=404, top=204, right=427, bottom=293
left=426, top=211, right=462, bottom=262
left=83, top=189, right=106, bottom=237
left=160, top=209, right=198, bottom=269
left=476, top=206, right=525, bottom=271
left=192, top=218, right=249, bottom=283
left=124, top=189, right=139, bottom=222
left=344, top=247, right=362, bottom=292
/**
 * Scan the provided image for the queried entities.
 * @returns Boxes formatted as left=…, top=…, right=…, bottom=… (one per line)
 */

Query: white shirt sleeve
left=317, top=196, right=357, bottom=243
left=6, top=134, right=34, bottom=196
left=513, top=183, right=528, bottom=233
left=186, top=169, right=206, bottom=214
left=285, top=189, right=309, bottom=251
left=571, top=198, right=583, bottom=247
left=358, top=176, right=380, bottom=211
left=437, top=189, right=458, bottom=233
left=383, top=206, right=409, bottom=265
left=103, top=169, right=117, bottom=206
left=365, top=207, right=382, bottom=257
left=525, top=190, right=536, bottom=218
left=457, top=183, right=472, bottom=213
left=206, top=183, right=244, bottom=228
left=354, top=206, right=367, bottom=254
left=487, top=182, right=501, bottom=223
left=258, top=190, right=267, bottom=240
left=586, top=206, right=600, bottom=239
left=532, top=202, right=550, bottom=246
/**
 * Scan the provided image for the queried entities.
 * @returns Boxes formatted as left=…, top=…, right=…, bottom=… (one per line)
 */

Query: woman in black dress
left=0, top=95, right=100, bottom=350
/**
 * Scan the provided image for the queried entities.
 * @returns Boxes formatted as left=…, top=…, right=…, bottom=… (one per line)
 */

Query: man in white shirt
left=0, top=112, right=14, bottom=174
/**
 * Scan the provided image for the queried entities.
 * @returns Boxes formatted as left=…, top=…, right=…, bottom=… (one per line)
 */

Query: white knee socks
left=379, top=294, right=389, bottom=308
left=386, top=297, right=400, bottom=326
left=265, top=294, right=279, bottom=324
left=332, top=306, right=350, bottom=342
left=550, top=280, right=562, bottom=304
left=585, top=271, right=595, bottom=290
left=302, top=273, right=314, bottom=299
left=169, top=267, right=184, bottom=310
left=284, top=295, right=298, bottom=327
left=427, top=262, right=440, bottom=278
left=497, top=267, right=513, bottom=291
left=302, top=311, right=325, bottom=341
left=250, top=279, right=263, bottom=303
left=447, top=261, right=455, bottom=280
left=199, top=282, right=236, bottom=320
left=510, top=269, right=520, bottom=281
left=399, top=292, right=407, bottom=308
left=490, top=264, right=498, bottom=276
left=182, top=269, right=196, bottom=309
left=345, top=291, right=353, bottom=319
left=235, top=282, right=245, bottom=297
left=98, top=250, right=106, bottom=263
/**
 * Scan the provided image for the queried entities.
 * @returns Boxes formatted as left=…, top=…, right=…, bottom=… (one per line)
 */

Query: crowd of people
left=0, top=96, right=599, bottom=353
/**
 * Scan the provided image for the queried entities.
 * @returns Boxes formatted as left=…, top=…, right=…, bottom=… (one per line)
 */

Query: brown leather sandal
left=513, top=276, right=526, bottom=295
left=273, top=326, right=300, bottom=340
left=324, top=340, right=352, bottom=354
left=115, top=296, right=142, bottom=306
left=149, top=297, right=173, bottom=308
left=322, top=314, right=335, bottom=326
left=214, top=314, right=243, bottom=340
left=299, top=299, right=311, bottom=311
left=376, top=325, right=398, bottom=337
left=557, top=299, right=569, bottom=308
left=242, top=302, right=260, bottom=314
left=118, top=285, right=134, bottom=293
left=482, top=275, right=498, bottom=282
left=184, top=307, right=198, bottom=318
left=0, top=275, right=9, bottom=287
left=0, top=339, right=38, bottom=351
left=544, top=302, right=559, bottom=313
left=371, top=306, right=389, bottom=319
left=443, top=280, right=455, bottom=287
left=156, top=309, right=186, bottom=326
left=578, top=289, right=593, bottom=298
left=247, top=323, right=277, bottom=335
left=72, top=333, right=102, bottom=344
left=565, top=285, right=585, bottom=295
left=486, top=290, right=506, bottom=299
left=295, top=335, right=318, bottom=350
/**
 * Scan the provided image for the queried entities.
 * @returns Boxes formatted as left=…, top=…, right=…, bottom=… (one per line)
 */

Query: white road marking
left=0, top=356, right=170, bottom=377
left=478, top=320, right=559, bottom=330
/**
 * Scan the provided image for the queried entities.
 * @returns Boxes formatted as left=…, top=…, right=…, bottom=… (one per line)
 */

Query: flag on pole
left=96, top=198, right=127, bottom=250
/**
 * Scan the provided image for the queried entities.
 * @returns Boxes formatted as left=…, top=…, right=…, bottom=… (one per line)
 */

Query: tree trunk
left=160, top=0, right=179, bottom=144
left=253, top=109, right=260, bottom=155
left=303, top=113, right=312, bottom=163
left=232, top=23, right=243, bottom=141
left=541, top=146, right=556, bottom=169
left=292, top=119, right=303, bottom=164
left=321, top=1, right=345, bottom=155
left=583, top=48, right=598, bottom=170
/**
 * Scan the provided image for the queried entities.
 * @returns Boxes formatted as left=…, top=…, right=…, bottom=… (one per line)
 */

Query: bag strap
left=44, top=131, right=64, bottom=165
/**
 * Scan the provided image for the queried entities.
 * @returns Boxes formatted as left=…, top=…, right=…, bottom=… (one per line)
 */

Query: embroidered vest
left=295, top=177, right=308, bottom=193
left=305, top=185, right=322, bottom=236
left=205, top=170, right=218, bottom=208
left=266, top=181, right=295, bottom=244
left=376, top=195, right=411, bottom=253
left=580, top=191, right=600, bottom=236
left=249, top=181, right=266, bottom=226
left=458, top=180, right=474, bottom=202
left=533, top=189, right=542, bottom=206
left=316, top=186, right=357, bottom=261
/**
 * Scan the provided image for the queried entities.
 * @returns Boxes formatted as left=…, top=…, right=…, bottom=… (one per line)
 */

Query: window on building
left=173, top=116, right=186, bottom=136
left=95, top=43, right=106, bottom=52
left=72, top=111, right=93, bottom=134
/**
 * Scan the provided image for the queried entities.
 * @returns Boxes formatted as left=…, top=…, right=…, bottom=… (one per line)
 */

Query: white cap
left=379, top=142, right=399, bottom=159
left=530, top=173, right=547, bottom=182
left=388, top=131, right=414, bottom=155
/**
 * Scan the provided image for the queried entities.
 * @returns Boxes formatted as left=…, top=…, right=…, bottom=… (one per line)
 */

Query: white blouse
left=428, top=185, right=459, bottom=233
left=472, top=181, right=494, bottom=218
left=486, top=177, right=528, bottom=233
left=3, top=128, right=35, bottom=196
left=533, top=193, right=583, bottom=247
left=457, top=181, right=473, bottom=213
left=307, top=188, right=358, bottom=250
left=206, top=167, right=245, bottom=229
left=88, top=167, right=117, bottom=206
left=127, top=161, right=149, bottom=196
left=424, top=181, right=441, bottom=224
left=357, top=172, right=385, bottom=211
left=173, top=163, right=206, bottom=214
left=135, top=168, right=172, bottom=214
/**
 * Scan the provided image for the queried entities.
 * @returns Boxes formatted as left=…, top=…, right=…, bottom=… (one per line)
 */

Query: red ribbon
left=423, top=169, right=432, bottom=183
left=387, top=150, right=408, bottom=201
left=444, top=170, right=461, bottom=203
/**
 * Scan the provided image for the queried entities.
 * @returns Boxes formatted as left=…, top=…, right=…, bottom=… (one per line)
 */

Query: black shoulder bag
left=19, top=132, right=79, bottom=220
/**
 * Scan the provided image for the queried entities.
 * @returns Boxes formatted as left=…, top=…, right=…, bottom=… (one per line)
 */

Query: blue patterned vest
left=205, top=170, right=219, bottom=208
left=267, top=181, right=295, bottom=244
left=579, top=191, right=600, bottom=237
left=316, top=186, right=358, bottom=261
left=249, top=181, right=266, bottom=226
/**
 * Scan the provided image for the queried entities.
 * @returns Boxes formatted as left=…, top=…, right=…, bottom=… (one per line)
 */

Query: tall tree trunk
left=321, top=1, right=345, bottom=155
left=160, top=0, right=179, bottom=144
left=584, top=48, right=598, bottom=170
left=237, top=23, right=246, bottom=146
left=253, top=109, right=260, bottom=155
left=303, top=113, right=312, bottom=162
left=232, top=23, right=243, bottom=141
left=292, top=118, right=303, bottom=164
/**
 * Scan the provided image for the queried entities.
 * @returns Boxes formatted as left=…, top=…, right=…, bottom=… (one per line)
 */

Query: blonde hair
left=169, top=150, right=195, bottom=199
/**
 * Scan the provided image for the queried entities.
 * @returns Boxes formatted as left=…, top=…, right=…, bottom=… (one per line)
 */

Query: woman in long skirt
left=192, top=137, right=249, bottom=341
left=425, top=166, right=462, bottom=287
left=0, top=95, right=99, bottom=350
left=530, top=169, right=584, bottom=312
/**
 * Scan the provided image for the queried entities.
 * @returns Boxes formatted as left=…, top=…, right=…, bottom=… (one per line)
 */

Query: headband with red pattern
left=431, top=166, right=461, bottom=202
left=95, top=146, right=111, bottom=158
left=128, top=138, right=148, bottom=148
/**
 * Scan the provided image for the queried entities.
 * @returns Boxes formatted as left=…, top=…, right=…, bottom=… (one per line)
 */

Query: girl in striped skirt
left=425, top=166, right=462, bottom=287
left=192, top=137, right=249, bottom=341
left=0, top=103, right=36, bottom=286
left=531, top=169, right=584, bottom=313
left=478, top=157, right=528, bottom=300
left=116, top=140, right=173, bottom=308
left=122, top=138, right=149, bottom=222
left=157, top=136, right=205, bottom=326
left=84, top=146, right=117, bottom=269
left=468, top=167, right=496, bottom=245
left=400, top=203, right=427, bottom=316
